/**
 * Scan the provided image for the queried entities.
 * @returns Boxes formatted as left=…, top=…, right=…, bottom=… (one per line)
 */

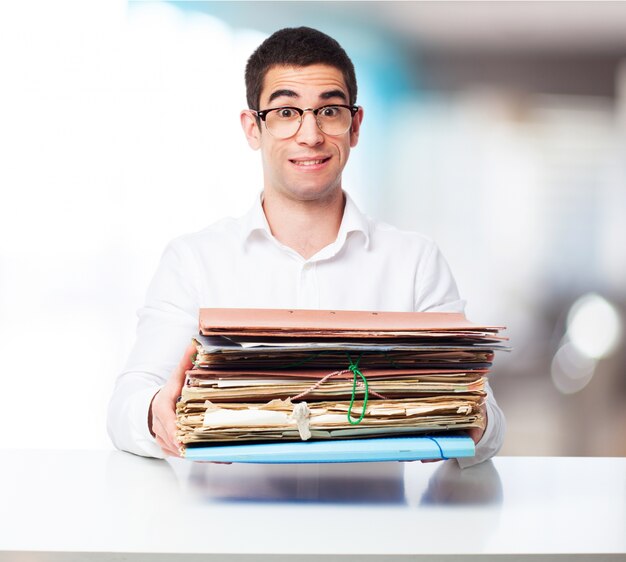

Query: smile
left=289, top=157, right=331, bottom=167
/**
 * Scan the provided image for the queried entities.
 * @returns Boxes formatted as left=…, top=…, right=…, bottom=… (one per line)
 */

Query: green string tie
left=347, top=354, right=368, bottom=425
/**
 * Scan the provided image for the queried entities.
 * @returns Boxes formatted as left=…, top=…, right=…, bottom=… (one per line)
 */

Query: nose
left=295, top=109, right=323, bottom=146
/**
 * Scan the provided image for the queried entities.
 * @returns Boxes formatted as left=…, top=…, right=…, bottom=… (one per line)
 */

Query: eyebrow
left=268, top=89, right=298, bottom=103
left=267, top=88, right=348, bottom=105
left=320, top=89, right=347, bottom=102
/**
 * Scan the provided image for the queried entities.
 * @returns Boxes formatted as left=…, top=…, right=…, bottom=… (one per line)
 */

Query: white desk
left=0, top=450, right=624, bottom=561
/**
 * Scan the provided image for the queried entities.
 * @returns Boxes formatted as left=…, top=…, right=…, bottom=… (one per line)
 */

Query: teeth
left=293, top=159, right=326, bottom=166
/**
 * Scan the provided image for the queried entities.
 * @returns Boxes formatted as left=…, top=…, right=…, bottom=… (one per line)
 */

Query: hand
left=421, top=402, right=488, bottom=463
left=148, top=342, right=196, bottom=457
left=467, top=401, right=488, bottom=445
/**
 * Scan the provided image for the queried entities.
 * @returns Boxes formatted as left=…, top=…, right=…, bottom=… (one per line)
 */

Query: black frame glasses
left=252, top=104, right=360, bottom=138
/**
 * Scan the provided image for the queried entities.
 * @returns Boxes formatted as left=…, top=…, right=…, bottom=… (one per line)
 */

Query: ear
left=349, top=106, right=364, bottom=148
left=240, top=110, right=261, bottom=150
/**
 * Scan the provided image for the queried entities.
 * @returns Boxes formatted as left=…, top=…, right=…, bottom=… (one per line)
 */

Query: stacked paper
left=176, top=309, right=506, bottom=456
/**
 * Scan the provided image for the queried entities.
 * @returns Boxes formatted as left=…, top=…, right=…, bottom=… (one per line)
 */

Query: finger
left=167, top=420, right=180, bottom=451
left=156, top=436, right=180, bottom=457
left=467, top=426, right=484, bottom=445
left=155, top=343, right=197, bottom=454
left=156, top=433, right=181, bottom=456
left=152, top=408, right=178, bottom=451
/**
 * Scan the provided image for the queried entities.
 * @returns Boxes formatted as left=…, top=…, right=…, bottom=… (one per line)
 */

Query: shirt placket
left=296, top=260, right=319, bottom=309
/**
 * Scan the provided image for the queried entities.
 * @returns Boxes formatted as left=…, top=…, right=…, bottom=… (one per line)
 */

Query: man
left=107, top=27, right=505, bottom=467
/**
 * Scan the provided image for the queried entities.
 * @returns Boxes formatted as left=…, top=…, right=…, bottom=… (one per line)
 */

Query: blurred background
left=1, top=1, right=625, bottom=456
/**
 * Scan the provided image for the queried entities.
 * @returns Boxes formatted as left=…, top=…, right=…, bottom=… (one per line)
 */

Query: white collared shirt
left=107, top=192, right=504, bottom=467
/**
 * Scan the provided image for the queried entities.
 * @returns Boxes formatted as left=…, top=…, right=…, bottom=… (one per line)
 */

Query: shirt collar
left=338, top=191, right=371, bottom=250
left=239, top=191, right=272, bottom=245
left=240, top=191, right=371, bottom=251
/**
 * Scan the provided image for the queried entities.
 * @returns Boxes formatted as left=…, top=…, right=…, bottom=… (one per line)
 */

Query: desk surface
left=0, top=450, right=625, bottom=561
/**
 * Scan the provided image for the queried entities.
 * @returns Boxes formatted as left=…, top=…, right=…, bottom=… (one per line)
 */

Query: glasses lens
left=265, top=107, right=301, bottom=139
left=317, top=106, right=353, bottom=135
left=264, top=106, right=354, bottom=138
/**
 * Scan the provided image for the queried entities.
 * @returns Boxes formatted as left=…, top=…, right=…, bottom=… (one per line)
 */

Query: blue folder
left=184, top=435, right=475, bottom=464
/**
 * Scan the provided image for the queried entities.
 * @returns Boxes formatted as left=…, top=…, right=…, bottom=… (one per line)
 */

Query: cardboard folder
left=199, top=308, right=505, bottom=339
left=176, top=308, right=505, bottom=462
left=184, top=435, right=476, bottom=463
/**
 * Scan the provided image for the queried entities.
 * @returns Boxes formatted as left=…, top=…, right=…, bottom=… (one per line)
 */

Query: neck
left=262, top=189, right=345, bottom=259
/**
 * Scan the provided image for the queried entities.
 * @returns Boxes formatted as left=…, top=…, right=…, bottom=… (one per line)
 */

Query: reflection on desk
left=0, top=450, right=624, bottom=561
left=181, top=458, right=503, bottom=506
left=419, top=459, right=503, bottom=506
left=186, top=461, right=407, bottom=504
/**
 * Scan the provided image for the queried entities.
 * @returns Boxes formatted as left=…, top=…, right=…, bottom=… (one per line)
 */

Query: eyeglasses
left=252, top=104, right=360, bottom=139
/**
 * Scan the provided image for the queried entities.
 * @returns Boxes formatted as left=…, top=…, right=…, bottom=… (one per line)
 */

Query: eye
left=275, top=108, right=298, bottom=119
left=320, top=106, right=340, bottom=118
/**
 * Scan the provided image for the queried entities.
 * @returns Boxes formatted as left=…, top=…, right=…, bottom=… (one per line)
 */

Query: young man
left=107, top=27, right=505, bottom=467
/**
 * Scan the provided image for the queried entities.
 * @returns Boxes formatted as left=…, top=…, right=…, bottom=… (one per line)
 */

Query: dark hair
left=245, top=26, right=357, bottom=110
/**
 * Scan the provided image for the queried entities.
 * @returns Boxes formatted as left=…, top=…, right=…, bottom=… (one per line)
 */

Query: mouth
left=289, top=156, right=332, bottom=168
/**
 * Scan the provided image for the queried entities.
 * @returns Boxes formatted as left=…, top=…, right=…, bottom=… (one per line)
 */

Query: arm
left=107, top=238, right=199, bottom=458
left=414, top=241, right=506, bottom=467
left=148, top=342, right=196, bottom=456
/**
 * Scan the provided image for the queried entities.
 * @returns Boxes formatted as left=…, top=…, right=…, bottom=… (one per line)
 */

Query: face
left=241, top=64, right=363, bottom=203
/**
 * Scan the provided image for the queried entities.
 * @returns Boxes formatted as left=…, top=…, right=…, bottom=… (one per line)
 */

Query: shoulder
left=165, top=216, right=242, bottom=256
left=366, top=214, right=438, bottom=256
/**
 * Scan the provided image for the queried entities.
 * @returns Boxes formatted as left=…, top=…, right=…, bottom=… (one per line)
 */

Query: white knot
left=290, top=402, right=311, bottom=441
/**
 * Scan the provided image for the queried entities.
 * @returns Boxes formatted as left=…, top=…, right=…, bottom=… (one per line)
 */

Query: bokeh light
left=551, top=340, right=597, bottom=394
left=566, top=293, right=622, bottom=359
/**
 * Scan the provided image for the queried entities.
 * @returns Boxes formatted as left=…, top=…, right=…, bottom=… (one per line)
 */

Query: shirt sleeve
left=414, top=241, right=466, bottom=313
left=457, top=380, right=506, bottom=469
left=107, top=237, right=200, bottom=458
left=413, top=241, right=506, bottom=468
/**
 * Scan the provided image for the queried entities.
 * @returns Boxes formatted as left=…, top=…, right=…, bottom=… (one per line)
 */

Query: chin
left=281, top=175, right=342, bottom=201
left=288, top=184, right=341, bottom=202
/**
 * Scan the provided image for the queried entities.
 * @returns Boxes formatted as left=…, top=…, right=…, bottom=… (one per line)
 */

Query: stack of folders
left=176, top=308, right=507, bottom=463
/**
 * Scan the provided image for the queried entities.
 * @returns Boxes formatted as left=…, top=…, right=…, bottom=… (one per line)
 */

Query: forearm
left=107, top=370, right=166, bottom=459
left=108, top=237, right=201, bottom=457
